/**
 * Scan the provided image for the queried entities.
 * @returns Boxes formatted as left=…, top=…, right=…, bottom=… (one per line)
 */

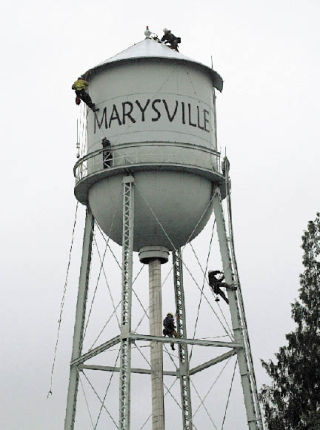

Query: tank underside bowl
left=74, top=162, right=225, bottom=204
left=85, top=169, right=218, bottom=251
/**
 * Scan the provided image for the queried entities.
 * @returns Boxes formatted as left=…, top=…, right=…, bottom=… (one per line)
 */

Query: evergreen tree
left=260, top=213, right=320, bottom=430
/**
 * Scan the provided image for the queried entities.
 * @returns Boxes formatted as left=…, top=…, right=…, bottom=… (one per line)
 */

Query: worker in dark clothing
left=208, top=270, right=236, bottom=304
left=101, top=137, right=112, bottom=168
left=163, top=313, right=178, bottom=350
left=161, top=28, right=181, bottom=51
left=72, top=77, right=99, bottom=112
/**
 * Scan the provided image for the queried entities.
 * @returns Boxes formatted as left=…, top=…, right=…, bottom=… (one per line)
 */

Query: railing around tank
left=73, top=141, right=221, bottom=184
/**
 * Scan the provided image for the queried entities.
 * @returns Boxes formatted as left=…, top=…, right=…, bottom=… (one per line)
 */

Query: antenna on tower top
left=144, top=25, right=151, bottom=38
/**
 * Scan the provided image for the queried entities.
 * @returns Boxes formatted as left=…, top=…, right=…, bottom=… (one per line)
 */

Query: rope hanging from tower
left=47, top=202, right=80, bottom=398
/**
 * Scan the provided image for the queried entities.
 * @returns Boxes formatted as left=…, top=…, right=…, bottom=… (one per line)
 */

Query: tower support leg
left=64, top=209, right=94, bottom=430
left=149, top=259, right=165, bottom=430
left=212, top=187, right=260, bottom=430
left=119, top=176, right=135, bottom=430
left=224, top=166, right=264, bottom=428
left=173, top=249, right=192, bottom=430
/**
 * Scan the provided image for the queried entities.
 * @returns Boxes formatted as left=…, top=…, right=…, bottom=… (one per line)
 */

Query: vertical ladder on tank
left=173, top=249, right=193, bottom=430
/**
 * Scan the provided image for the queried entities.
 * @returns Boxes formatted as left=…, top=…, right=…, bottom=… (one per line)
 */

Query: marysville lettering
left=94, top=99, right=211, bottom=133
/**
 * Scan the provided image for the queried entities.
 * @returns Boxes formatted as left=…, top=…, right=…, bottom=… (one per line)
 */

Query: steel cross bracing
left=212, top=186, right=260, bottom=430
left=64, top=209, right=94, bottom=430
left=173, top=249, right=193, bottom=430
left=64, top=176, right=261, bottom=429
left=119, top=175, right=135, bottom=430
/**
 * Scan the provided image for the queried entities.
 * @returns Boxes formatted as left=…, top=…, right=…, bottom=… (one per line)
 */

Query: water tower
left=65, top=30, right=263, bottom=430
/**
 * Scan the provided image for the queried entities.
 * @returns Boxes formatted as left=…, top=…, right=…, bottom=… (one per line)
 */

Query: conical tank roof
left=84, top=38, right=223, bottom=92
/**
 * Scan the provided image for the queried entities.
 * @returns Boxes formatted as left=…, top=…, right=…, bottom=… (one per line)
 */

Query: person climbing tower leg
left=208, top=270, right=237, bottom=304
left=163, top=312, right=178, bottom=350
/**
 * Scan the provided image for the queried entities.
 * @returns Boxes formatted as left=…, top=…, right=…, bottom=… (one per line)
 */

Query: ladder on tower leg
left=212, top=187, right=260, bottom=430
left=119, top=176, right=135, bottom=430
left=224, top=167, right=264, bottom=430
left=173, top=249, right=193, bottom=430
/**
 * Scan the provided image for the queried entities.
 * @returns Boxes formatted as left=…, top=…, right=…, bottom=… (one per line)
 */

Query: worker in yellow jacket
left=72, top=77, right=99, bottom=112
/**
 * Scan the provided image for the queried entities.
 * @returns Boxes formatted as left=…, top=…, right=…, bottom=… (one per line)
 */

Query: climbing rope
left=78, top=103, right=87, bottom=159
left=47, top=202, right=79, bottom=398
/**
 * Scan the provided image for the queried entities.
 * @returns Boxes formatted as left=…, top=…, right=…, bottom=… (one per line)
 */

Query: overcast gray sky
left=1, top=1, right=320, bottom=429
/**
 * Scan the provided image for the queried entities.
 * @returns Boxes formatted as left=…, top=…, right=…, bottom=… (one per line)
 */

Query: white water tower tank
left=74, top=36, right=224, bottom=252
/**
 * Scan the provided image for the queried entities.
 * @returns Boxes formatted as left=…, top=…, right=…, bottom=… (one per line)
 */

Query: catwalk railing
left=73, top=141, right=222, bottom=184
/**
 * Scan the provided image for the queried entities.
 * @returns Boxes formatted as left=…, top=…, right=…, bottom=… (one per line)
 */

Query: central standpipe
left=139, top=247, right=169, bottom=430
left=149, top=259, right=165, bottom=430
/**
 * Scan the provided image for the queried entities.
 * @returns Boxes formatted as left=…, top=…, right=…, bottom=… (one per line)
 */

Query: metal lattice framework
left=119, top=176, right=135, bottom=430
left=64, top=174, right=264, bottom=430
left=173, top=249, right=193, bottom=429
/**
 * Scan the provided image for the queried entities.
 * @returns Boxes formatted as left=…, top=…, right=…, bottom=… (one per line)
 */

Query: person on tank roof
left=161, top=28, right=181, bottom=51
